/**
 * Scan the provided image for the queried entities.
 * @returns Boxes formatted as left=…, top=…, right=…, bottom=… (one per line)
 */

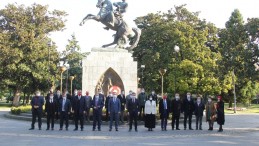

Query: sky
left=1, top=0, right=259, bottom=52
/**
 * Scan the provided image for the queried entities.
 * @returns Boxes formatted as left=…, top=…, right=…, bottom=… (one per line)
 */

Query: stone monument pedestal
left=82, top=48, right=138, bottom=96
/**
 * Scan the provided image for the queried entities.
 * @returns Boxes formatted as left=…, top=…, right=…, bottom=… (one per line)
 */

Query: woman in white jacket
left=144, top=95, right=156, bottom=131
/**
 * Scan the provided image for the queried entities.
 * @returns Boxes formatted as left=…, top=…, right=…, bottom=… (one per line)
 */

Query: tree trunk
left=12, top=90, right=20, bottom=107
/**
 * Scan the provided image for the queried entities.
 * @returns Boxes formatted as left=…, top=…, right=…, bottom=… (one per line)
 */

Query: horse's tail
left=126, top=27, right=141, bottom=51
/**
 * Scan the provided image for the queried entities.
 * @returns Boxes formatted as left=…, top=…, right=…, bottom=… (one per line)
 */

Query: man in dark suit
left=54, top=90, right=62, bottom=120
left=159, top=94, right=171, bottom=131
left=117, top=91, right=126, bottom=123
left=92, top=93, right=104, bottom=131
left=45, top=88, right=54, bottom=101
left=182, top=92, right=195, bottom=130
left=97, top=89, right=105, bottom=102
left=105, top=92, right=112, bottom=122
left=171, top=93, right=181, bottom=130
left=29, top=91, right=45, bottom=130
left=72, top=90, right=86, bottom=131
left=58, top=92, right=71, bottom=131
left=45, top=93, right=58, bottom=130
left=194, top=96, right=205, bottom=130
left=149, top=90, right=158, bottom=105
left=127, top=92, right=139, bottom=132
left=85, top=91, right=92, bottom=122
left=108, top=91, right=121, bottom=131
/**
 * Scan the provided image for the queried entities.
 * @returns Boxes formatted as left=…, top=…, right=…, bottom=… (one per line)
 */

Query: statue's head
left=97, top=0, right=105, bottom=8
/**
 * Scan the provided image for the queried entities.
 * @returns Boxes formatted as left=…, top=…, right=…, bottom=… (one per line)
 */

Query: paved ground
left=0, top=110, right=259, bottom=146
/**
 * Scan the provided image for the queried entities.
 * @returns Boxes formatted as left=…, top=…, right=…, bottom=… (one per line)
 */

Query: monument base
left=82, top=48, right=138, bottom=96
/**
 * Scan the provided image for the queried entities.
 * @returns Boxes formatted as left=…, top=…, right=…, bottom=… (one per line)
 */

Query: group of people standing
left=29, top=88, right=225, bottom=133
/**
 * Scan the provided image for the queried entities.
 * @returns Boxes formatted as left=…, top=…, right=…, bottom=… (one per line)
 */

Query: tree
left=61, top=34, right=87, bottom=93
left=218, top=9, right=259, bottom=106
left=133, top=5, right=221, bottom=96
left=0, top=3, right=67, bottom=106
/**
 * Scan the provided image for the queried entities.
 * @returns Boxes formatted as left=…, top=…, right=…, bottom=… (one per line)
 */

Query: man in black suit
left=127, top=92, right=139, bottom=132
left=117, top=91, right=126, bottom=123
left=108, top=91, right=121, bottom=131
left=54, top=90, right=62, bottom=120
left=194, top=96, right=205, bottom=130
left=85, top=91, right=92, bottom=122
left=58, top=92, right=71, bottom=131
left=149, top=90, right=158, bottom=105
left=105, top=92, right=112, bottom=121
left=72, top=90, right=86, bottom=131
left=159, top=94, right=171, bottom=131
left=29, top=91, right=45, bottom=130
left=92, top=93, right=104, bottom=131
left=171, top=93, right=181, bottom=130
left=45, top=93, right=57, bottom=130
left=182, top=92, right=195, bottom=130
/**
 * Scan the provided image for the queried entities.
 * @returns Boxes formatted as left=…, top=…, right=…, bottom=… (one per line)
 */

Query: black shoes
left=116, top=129, right=118, bottom=131
left=29, top=128, right=34, bottom=130
left=129, top=129, right=132, bottom=132
left=46, top=128, right=50, bottom=131
left=109, top=129, right=112, bottom=131
left=39, top=128, right=41, bottom=130
left=176, top=128, right=180, bottom=130
left=73, top=128, right=78, bottom=131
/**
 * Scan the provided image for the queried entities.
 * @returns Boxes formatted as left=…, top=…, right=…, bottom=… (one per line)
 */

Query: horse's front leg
left=79, top=14, right=95, bottom=26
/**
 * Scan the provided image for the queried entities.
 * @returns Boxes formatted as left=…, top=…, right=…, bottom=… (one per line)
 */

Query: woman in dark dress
left=216, top=96, right=225, bottom=132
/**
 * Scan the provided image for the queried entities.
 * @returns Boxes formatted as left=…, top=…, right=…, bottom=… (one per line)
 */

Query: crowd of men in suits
left=29, top=88, right=225, bottom=132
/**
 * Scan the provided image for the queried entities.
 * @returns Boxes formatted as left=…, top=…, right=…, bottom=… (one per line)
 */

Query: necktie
left=133, top=98, right=135, bottom=103
left=164, top=100, right=167, bottom=109
left=113, top=98, right=116, bottom=103
left=62, top=99, right=65, bottom=111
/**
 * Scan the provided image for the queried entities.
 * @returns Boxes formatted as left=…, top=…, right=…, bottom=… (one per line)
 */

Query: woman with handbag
left=205, top=96, right=216, bottom=131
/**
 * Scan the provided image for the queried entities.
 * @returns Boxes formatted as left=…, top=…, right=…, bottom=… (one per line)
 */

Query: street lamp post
left=232, top=70, right=237, bottom=114
left=174, top=45, right=180, bottom=94
left=69, top=76, right=75, bottom=95
left=59, top=62, right=67, bottom=92
left=141, top=65, right=145, bottom=88
left=159, top=69, right=167, bottom=97
left=47, top=41, right=52, bottom=88
left=64, top=63, right=70, bottom=91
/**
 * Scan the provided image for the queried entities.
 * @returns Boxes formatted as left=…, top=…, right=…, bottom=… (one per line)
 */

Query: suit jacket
left=58, top=98, right=71, bottom=113
left=144, top=100, right=156, bottom=114
left=127, top=98, right=139, bottom=113
left=117, top=94, right=126, bottom=111
left=98, top=93, right=105, bottom=102
left=138, top=93, right=147, bottom=106
left=31, top=96, right=44, bottom=112
left=125, top=94, right=131, bottom=109
left=194, top=102, right=205, bottom=117
left=92, top=95, right=104, bottom=111
left=159, top=98, right=170, bottom=119
left=72, top=95, right=86, bottom=114
left=182, top=97, right=195, bottom=114
left=105, top=96, right=112, bottom=109
left=85, top=96, right=92, bottom=109
left=45, top=98, right=58, bottom=114
left=171, top=99, right=181, bottom=116
left=108, top=97, right=121, bottom=113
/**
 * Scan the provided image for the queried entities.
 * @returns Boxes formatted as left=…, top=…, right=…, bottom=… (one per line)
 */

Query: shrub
left=11, top=106, right=31, bottom=115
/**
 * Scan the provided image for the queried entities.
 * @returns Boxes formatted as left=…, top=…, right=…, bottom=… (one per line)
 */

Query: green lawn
left=225, top=103, right=259, bottom=114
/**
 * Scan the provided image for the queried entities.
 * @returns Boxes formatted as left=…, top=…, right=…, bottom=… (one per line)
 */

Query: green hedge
left=11, top=106, right=31, bottom=115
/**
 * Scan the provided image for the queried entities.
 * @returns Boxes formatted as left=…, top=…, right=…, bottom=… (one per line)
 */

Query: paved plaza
left=0, top=111, right=258, bottom=146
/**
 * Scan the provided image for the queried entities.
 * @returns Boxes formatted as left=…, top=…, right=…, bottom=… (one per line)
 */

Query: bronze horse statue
left=79, top=0, right=141, bottom=51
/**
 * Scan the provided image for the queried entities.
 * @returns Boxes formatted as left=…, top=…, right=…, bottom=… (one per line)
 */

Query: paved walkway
left=0, top=110, right=258, bottom=146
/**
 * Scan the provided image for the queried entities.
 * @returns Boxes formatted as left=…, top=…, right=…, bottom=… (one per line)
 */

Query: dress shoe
left=129, top=129, right=132, bottom=132
left=66, top=128, right=68, bottom=131
left=109, top=129, right=112, bottom=131
left=189, top=128, right=193, bottom=130
left=51, top=128, right=54, bottom=131
left=29, top=128, right=34, bottom=130
left=116, top=129, right=118, bottom=131
left=81, top=128, right=84, bottom=131
left=46, top=128, right=50, bottom=131
left=39, top=128, right=42, bottom=130
left=74, top=128, right=78, bottom=131
left=151, top=128, right=153, bottom=131
left=98, top=129, right=101, bottom=131
left=59, top=128, right=63, bottom=131
left=92, top=128, right=95, bottom=131
left=135, top=129, right=138, bottom=132
left=199, top=128, right=203, bottom=130
left=176, top=128, right=181, bottom=130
